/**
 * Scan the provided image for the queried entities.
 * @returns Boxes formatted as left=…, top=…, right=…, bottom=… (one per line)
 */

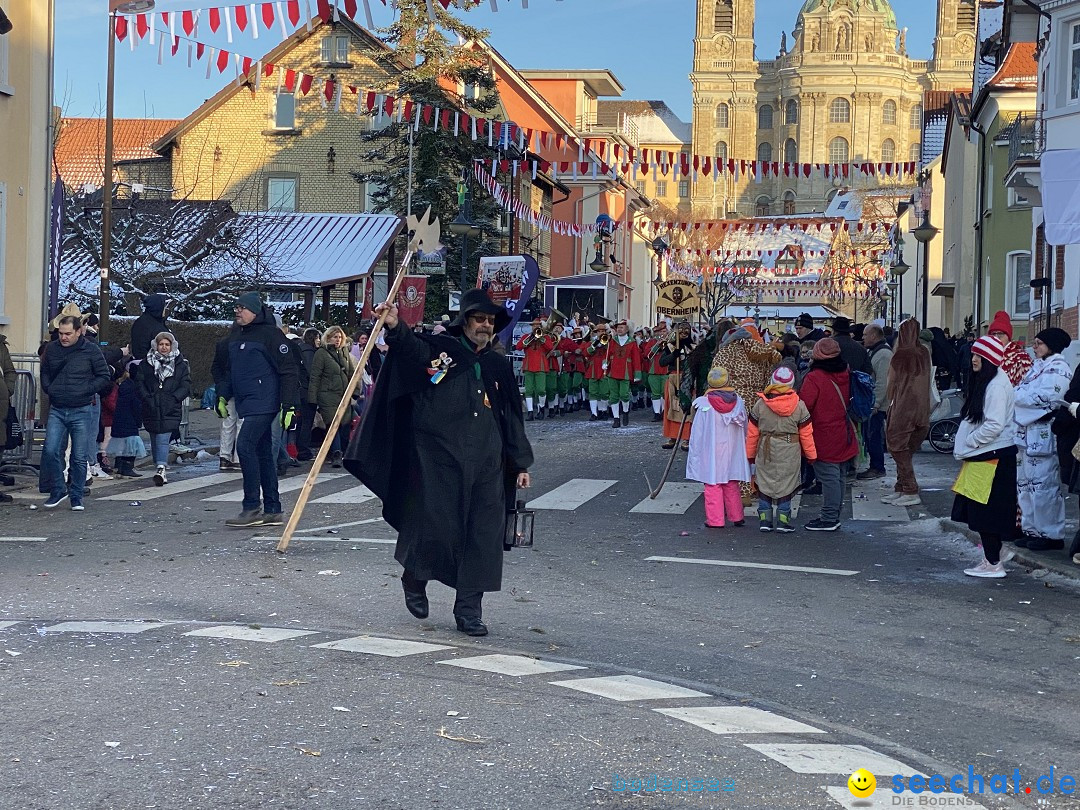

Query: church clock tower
left=930, top=0, right=979, bottom=90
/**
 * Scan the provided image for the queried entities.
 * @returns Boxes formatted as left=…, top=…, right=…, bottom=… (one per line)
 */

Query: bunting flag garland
left=116, top=20, right=919, bottom=184
left=472, top=162, right=618, bottom=237
left=647, top=218, right=890, bottom=235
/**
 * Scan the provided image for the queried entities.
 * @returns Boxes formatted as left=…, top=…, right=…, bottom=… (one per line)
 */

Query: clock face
left=718, top=37, right=733, bottom=56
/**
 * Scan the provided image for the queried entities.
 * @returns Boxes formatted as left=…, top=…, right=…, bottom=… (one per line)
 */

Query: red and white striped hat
left=972, top=335, right=1005, bottom=367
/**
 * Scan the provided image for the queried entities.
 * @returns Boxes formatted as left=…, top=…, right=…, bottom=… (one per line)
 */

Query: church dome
left=798, top=0, right=897, bottom=29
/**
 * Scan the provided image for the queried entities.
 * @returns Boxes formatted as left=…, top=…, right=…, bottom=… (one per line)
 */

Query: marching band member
left=560, top=327, right=587, bottom=413
left=585, top=320, right=613, bottom=422
left=514, top=317, right=554, bottom=421
left=604, top=319, right=643, bottom=428
left=642, top=321, right=670, bottom=422
left=547, top=322, right=567, bottom=417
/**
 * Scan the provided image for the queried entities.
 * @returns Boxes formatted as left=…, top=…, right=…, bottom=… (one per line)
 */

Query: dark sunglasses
left=468, top=314, right=497, bottom=325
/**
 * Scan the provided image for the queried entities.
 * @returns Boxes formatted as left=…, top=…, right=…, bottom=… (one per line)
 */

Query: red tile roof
left=987, top=42, right=1038, bottom=88
left=54, top=117, right=179, bottom=190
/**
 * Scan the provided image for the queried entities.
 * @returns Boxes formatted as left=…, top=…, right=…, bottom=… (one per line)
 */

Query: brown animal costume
left=885, top=318, right=931, bottom=496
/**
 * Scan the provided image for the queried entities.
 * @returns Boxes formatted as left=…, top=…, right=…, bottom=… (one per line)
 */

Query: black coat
left=835, top=334, right=873, bottom=376
left=130, top=295, right=168, bottom=359
left=344, top=323, right=533, bottom=592
left=136, top=356, right=191, bottom=434
left=40, top=337, right=111, bottom=408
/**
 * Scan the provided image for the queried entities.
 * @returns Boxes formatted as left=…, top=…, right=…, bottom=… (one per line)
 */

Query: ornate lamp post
left=912, top=211, right=939, bottom=327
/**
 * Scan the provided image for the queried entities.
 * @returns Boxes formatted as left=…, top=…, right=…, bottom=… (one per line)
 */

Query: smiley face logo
left=848, top=769, right=876, bottom=798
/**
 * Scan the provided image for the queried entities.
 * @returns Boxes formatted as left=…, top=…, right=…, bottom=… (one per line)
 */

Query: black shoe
left=855, top=468, right=886, bottom=480
left=402, top=579, right=429, bottom=619
left=330, top=450, right=343, bottom=468
left=1025, top=537, right=1065, bottom=551
left=296, top=452, right=314, bottom=462
left=805, top=518, right=840, bottom=532
left=536, top=408, right=545, bottom=421
left=621, top=410, right=629, bottom=427
left=277, top=464, right=289, bottom=478
left=732, top=520, right=746, bottom=527
left=652, top=412, right=663, bottom=422
left=455, top=616, right=488, bottom=636
left=1013, top=535, right=1031, bottom=548
left=661, top=438, right=676, bottom=449
left=526, top=410, right=534, bottom=421
left=612, top=416, right=621, bottom=428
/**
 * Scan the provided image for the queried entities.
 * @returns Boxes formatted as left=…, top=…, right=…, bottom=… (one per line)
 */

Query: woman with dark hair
left=293, top=328, right=321, bottom=461
left=951, top=336, right=1017, bottom=578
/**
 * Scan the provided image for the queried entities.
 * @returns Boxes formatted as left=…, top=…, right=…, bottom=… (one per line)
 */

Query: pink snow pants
left=704, top=481, right=743, bottom=527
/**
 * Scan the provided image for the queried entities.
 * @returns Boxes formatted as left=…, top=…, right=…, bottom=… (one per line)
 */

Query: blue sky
left=56, top=0, right=936, bottom=122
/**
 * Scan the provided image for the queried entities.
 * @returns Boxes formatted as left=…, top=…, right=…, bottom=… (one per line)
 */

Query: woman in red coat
left=799, top=338, right=860, bottom=531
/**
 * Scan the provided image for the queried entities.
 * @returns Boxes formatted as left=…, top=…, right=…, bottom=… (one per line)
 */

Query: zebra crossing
left=52, top=466, right=914, bottom=522
left=2, top=619, right=976, bottom=809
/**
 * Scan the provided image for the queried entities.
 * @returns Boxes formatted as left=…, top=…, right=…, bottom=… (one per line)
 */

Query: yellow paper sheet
left=951, top=460, right=998, bottom=505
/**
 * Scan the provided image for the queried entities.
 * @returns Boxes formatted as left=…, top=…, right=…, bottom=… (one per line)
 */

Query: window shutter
left=1056, top=244, right=1066, bottom=291
left=1035, top=224, right=1046, bottom=300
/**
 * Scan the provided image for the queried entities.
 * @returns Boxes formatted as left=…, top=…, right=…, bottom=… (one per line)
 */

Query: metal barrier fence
left=1, top=366, right=39, bottom=474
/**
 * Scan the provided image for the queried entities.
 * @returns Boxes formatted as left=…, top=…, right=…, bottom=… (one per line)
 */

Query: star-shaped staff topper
left=407, top=207, right=443, bottom=256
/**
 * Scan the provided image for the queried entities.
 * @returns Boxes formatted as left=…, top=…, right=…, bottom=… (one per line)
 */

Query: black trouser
left=295, top=401, right=316, bottom=459
left=403, top=570, right=483, bottom=619
left=981, top=533, right=1003, bottom=565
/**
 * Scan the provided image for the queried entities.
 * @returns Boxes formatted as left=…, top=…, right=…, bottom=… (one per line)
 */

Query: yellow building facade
left=0, top=0, right=54, bottom=352
left=690, top=0, right=977, bottom=219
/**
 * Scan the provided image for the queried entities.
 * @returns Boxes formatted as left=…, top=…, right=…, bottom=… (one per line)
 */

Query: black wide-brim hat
left=447, top=288, right=511, bottom=335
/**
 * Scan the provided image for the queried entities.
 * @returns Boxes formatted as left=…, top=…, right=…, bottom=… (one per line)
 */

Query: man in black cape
left=344, top=289, right=534, bottom=637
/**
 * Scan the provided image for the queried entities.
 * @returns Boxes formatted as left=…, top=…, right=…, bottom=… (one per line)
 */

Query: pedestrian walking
left=883, top=319, right=931, bottom=506
left=345, top=289, right=534, bottom=637
left=308, top=325, right=358, bottom=468
left=686, top=367, right=751, bottom=529
left=952, top=336, right=1018, bottom=578
left=211, top=324, right=243, bottom=472
left=216, top=292, right=301, bottom=528
left=746, top=365, right=817, bottom=533
left=295, top=328, right=321, bottom=461
left=39, top=314, right=112, bottom=510
left=1013, top=328, right=1073, bottom=550
left=857, top=323, right=893, bottom=480
left=108, top=361, right=148, bottom=478
left=129, top=294, right=170, bottom=359
left=98, top=369, right=118, bottom=476
left=136, top=332, right=191, bottom=487
left=798, top=338, right=860, bottom=531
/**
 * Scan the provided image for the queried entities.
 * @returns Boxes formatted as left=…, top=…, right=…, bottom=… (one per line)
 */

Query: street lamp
left=912, top=210, right=938, bottom=328
left=891, top=249, right=909, bottom=325
left=886, top=280, right=899, bottom=327
left=103, top=1, right=156, bottom=328
left=449, top=172, right=481, bottom=297
left=100, top=0, right=155, bottom=345
left=649, top=236, right=669, bottom=326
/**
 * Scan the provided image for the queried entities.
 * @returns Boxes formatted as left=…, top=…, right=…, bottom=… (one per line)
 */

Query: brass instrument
left=532, top=326, right=545, bottom=340
left=647, top=339, right=665, bottom=361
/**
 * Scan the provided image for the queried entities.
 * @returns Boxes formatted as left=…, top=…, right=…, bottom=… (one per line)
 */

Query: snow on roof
left=230, top=212, right=404, bottom=287
left=923, top=112, right=949, bottom=164
left=975, top=2, right=1005, bottom=94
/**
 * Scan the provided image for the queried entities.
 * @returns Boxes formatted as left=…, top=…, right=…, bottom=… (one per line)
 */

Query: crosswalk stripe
left=745, top=743, right=912, bottom=775
left=550, top=675, right=707, bottom=701
left=0, top=537, right=47, bottom=543
left=654, top=706, right=825, bottom=735
left=39, top=621, right=171, bottom=634
left=439, top=654, right=586, bottom=676
left=312, top=636, right=452, bottom=657
left=630, top=482, right=703, bottom=514
left=100, top=472, right=237, bottom=501
left=527, top=479, right=617, bottom=510
left=184, top=626, right=319, bottom=643
left=310, top=484, right=378, bottom=504
left=202, top=473, right=349, bottom=502
left=0, top=621, right=21, bottom=630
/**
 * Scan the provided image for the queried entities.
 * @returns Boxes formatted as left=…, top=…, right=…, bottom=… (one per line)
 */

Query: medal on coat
left=428, top=352, right=455, bottom=384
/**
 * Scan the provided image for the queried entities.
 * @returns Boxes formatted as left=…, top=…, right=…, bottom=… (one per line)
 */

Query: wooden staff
left=276, top=209, right=440, bottom=553
left=649, top=409, right=689, bottom=499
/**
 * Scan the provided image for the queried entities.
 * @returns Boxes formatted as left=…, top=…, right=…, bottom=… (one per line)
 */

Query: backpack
left=847, top=370, right=875, bottom=423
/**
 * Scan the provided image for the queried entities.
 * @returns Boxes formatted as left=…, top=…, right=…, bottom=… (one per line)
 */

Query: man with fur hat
left=346, top=289, right=533, bottom=637
left=603, top=319, right=643, bottom=428
left=513, top=318, right=554, bottom=421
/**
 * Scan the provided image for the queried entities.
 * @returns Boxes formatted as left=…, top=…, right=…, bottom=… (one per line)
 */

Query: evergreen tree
left=352, top=0, right=504, bottom=302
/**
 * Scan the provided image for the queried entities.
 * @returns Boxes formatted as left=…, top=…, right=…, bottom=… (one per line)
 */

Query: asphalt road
left=1, top=409, right=1078, bottom=809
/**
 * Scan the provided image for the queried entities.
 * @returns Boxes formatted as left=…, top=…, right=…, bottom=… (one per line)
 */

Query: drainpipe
left=971, top=118, right=988, bottom=332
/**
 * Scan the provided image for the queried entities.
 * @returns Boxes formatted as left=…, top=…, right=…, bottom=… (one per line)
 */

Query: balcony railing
left=1005, top=112, right=1046, bottom=168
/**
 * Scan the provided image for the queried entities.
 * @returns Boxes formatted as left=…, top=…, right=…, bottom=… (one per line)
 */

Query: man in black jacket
left=129, top=294, right=169, bottom=359
left=215, top=293, right=300, bottom=528
left=795, top=313, right=825, bottom=345
left=831, top=317, right=873, bottom=376
left=345, top=289, right=533, bottom=637
left=40, top=315, right=111, bottom=510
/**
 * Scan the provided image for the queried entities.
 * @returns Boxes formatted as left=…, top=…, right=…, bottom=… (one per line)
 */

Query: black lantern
left=504, top=499, right=535, bottom=549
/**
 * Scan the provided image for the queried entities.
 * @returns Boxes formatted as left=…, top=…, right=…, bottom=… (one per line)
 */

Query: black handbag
left=5, top=405, right=21, bottom=450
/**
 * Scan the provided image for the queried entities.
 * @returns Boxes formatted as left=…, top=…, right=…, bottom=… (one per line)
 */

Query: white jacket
left=1013, top=353, right=1073, bottom=427
left=954, top=370, right=1017, bottom=460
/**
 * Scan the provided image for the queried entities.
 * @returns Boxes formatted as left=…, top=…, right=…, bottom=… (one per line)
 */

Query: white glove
left=1070, top=402, right=1079, bottom=418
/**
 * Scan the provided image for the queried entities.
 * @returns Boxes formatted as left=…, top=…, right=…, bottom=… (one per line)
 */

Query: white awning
left=1041, top=150, right=1080, bottom=246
